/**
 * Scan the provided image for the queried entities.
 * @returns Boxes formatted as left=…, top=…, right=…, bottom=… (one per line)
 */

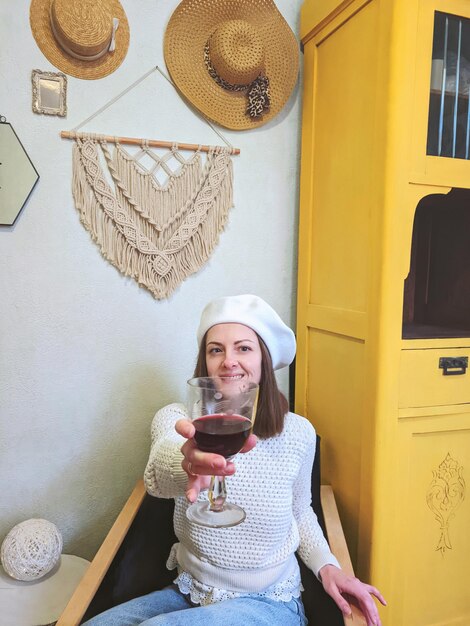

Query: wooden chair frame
left=57, top=481, right=366, bottom=626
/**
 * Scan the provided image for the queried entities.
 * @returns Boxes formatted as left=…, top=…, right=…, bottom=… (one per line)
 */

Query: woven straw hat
left=30, top=0, right=130, bottom=80
left=164, top=0, right=299, bottom=130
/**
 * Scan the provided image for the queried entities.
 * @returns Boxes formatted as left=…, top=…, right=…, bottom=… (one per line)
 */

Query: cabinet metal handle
left=439, top=356, right=468, bottom=375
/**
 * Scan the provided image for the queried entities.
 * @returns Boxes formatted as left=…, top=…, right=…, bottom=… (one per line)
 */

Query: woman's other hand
left=175, top=418, right=257, bottom=502
left=318, top=564, right=387, bottom=626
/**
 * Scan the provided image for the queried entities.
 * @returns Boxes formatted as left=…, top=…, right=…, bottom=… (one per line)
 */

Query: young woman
left=84, top=295, right=385, bottom=626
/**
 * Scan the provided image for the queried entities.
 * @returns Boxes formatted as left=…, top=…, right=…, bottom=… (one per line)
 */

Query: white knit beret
left=197, top=294, right=296, bottom=370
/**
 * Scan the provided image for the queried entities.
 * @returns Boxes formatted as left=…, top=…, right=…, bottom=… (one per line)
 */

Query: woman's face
left=205, top=323, right=262, bottom=385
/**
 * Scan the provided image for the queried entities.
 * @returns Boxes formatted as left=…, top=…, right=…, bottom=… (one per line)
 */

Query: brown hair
left=193, top=331, right=288, bottom=438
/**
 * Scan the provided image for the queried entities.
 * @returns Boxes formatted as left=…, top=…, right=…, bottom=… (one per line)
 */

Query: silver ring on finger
left=187, top=461, right=197, bottom=477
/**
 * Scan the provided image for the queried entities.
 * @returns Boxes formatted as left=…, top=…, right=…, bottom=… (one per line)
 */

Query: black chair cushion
left=298, top=435, right=344, bottom=625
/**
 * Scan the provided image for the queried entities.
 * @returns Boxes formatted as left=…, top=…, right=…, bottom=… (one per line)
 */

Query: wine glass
left=185, top=376, right=259, bottom=528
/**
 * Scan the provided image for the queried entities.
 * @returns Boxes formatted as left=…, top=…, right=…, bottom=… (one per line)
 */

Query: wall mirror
left=0, top=118, right=40, bottom=226
left=31, top=69, right=67, bottom=117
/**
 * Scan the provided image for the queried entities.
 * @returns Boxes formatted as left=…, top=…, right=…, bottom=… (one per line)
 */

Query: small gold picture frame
left=31, top=69, right=67, bottom=117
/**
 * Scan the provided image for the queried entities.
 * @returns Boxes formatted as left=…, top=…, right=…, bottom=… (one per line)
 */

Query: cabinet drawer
left=399, top=347, right=470, bottom=408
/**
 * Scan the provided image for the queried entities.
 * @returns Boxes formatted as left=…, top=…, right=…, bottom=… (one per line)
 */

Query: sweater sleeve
left=143, top=402, right=190, bottom=499
left=293, top=420, right=341, bottom=578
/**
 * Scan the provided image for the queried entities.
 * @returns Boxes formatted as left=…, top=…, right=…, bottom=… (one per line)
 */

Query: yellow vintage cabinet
left=296, top=1, right=470, bottom=625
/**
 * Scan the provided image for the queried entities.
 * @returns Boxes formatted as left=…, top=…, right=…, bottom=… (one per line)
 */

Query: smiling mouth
left=220, top=374, right=244, bottom=381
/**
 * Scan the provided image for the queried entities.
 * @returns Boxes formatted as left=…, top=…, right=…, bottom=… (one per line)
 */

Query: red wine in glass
left=186, top=377, right=258, bottom=528
left=193, top=413, right=251, bottom=458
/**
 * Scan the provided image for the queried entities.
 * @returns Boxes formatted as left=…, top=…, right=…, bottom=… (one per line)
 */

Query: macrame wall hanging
left=61, top=67, right=240, bottom=299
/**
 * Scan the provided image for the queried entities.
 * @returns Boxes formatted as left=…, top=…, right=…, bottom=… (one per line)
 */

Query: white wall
left=0, top=0, right=302, bottom=560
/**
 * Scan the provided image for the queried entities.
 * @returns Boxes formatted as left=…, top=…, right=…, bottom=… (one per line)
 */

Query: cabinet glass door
left=427, top=11, right=470, bottom=159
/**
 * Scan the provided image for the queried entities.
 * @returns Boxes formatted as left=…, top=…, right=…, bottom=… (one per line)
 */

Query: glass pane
left=427, top=11, right=470, bottom=159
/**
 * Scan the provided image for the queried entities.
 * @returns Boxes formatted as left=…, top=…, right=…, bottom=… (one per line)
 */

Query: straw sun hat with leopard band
left=164, top=0, right=299, bottom=130
left=29, top=0, right=129, bottom=80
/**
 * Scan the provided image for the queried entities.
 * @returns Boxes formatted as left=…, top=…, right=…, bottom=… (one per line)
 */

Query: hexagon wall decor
left=0, top=117, right=39, bottom=226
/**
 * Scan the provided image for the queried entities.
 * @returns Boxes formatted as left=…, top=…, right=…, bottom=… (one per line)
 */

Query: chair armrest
left=56, top=480, right=147, bottom=626
left=320, top=485, right=367, bottom=626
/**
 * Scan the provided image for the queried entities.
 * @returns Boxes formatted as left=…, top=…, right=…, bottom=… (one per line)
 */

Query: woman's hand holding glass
left=178, top=376, right=259, bottom=527
left=176, top=418, right=257, bottom=503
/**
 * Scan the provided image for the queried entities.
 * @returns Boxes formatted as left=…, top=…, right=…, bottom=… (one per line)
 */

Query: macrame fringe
left=72, top=138, right=233, bottom=299
left=112, top=146, right=202, bottom=232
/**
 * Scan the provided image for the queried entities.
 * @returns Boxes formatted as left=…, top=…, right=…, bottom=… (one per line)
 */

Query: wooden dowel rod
left=60, top=131, right=240, bottom=155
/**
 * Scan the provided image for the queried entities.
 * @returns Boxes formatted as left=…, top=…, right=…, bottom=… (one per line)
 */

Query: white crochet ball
left=1, top=519, right=63, bottom=581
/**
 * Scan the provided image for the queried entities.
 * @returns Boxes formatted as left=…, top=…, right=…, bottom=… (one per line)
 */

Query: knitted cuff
left=170, top=451, right=190, bottom=492
left=307, top=550, right=341, bottom=580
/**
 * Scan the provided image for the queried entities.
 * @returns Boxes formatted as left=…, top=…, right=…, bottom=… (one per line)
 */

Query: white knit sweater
left=144, top=403, right=340, bottom=605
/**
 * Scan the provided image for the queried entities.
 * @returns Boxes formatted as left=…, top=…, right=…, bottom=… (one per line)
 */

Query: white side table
left=0, top=554, right=90, bottom=626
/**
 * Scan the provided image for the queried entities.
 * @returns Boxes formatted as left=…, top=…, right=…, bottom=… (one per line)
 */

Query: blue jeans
left=81, top=584, right=308, bottom=625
